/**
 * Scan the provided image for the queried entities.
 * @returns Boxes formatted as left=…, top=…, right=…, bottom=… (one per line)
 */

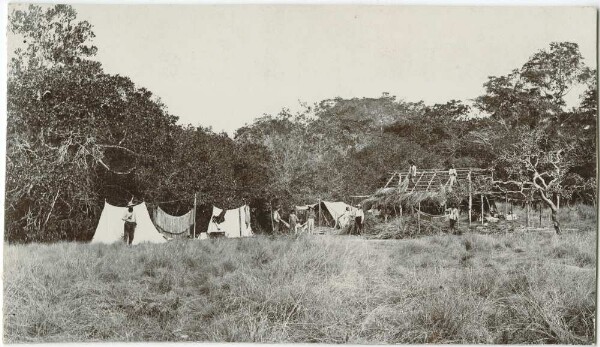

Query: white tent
left=92, top=201, right=167, bottom=245
left=323, top=201, right=357, bottom=228
left=296, top=201, right=357, bottom=228
left=206, top=205, right=253, bottom=238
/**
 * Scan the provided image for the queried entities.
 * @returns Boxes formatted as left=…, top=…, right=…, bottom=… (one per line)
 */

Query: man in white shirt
left=446, top=204, right=459, bottom=234
left=447, top=164, right=458, bottom=189
left=272, top=207, right=281, bottom=233
left=408, top=160, right=417, bottom=188
left=121, top=201, right=137, bottom=245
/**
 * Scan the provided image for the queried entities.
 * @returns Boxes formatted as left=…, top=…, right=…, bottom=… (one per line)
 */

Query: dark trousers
left=355, top=217, right=363, bottom=234
left=449, top=219, right=457, bottom=231
left=408, top=175, right=415, bottom=188
left=124, top=222, right=136, bottom=245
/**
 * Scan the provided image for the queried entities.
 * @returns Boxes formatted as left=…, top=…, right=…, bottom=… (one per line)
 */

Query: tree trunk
left=550, top=206, right=561, bottom=234
left=537, top=189, right=561, bottom=235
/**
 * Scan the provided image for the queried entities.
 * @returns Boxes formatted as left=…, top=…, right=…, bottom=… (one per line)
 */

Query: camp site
left=3, top=4, right=597, bottom=345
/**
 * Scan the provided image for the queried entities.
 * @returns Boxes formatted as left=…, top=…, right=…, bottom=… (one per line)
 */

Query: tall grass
left=3, top=205, right=596, bottom=343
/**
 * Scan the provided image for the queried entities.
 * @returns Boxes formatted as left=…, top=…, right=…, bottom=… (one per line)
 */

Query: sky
left=8, top=4, right=599, bottom=135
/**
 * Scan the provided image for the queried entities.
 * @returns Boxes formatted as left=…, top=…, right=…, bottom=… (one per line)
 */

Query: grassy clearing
left=3, top=205, right=597, bottom=343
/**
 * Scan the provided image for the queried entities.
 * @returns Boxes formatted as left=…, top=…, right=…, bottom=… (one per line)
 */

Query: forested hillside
left=5, top=5, right=597, bottom=243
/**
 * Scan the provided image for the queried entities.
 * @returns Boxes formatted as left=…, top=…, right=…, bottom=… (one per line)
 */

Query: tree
left=478, top=42, right=596, bottom=233
left=9, top=4, right=97, bottom=72
left=494, top=130, right=575, bottom=234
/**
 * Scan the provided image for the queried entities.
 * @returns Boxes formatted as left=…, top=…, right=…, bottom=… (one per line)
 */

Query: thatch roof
left=362, top=182, right=450, bottom=210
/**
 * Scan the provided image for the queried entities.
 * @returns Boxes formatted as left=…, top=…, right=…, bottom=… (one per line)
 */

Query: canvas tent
left=92, top=201, right=167, bottom=245
left=206, top=205, right=253, bottom=238
left=296, top=201, right=356, bottom=228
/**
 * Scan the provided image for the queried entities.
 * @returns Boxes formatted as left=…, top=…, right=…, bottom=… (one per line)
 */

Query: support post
left=468, top=171, right=472, bottom=227
left=481, top=193, right=484, bottom=225
left=539, top=201, right=542, bottom=228
left=505, top=193, right=508, bottom=217
left=417, top=202, right=421, bottom=234
left=509, top=201, right=515, bottom=228
left=193, top=192, right=197, bottom=239
left=270, top=200, right=274, bottom=233
left=510, top=201, right=514, bottom=227
left=557, top=194, right=560, bottom=210
left=526, top=201, right=530, bottom=228
left=239, top=206, right=242, bottom=237
left=318, top=198, right=322, bottom=227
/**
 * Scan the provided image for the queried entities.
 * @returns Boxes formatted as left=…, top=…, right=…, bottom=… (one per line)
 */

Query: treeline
left=5, top=5, right=597, bottom=242
left=6, top=5, right=273, bottom=242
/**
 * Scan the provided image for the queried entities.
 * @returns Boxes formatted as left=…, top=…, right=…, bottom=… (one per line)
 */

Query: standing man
left=307, top=206, right=316, bottom=234
left=289, top=209, right=299, bottom=234
left=122, top=201, right=137, bottom=245
left=354, top=204, right=365, bottom=235
left=408, top=160, right=417, bottom=188
left=446, top=204, right=460, bottom=234
left=447, top=164, right=458, bottom=189
left=272, top=206, right=281, bottom=233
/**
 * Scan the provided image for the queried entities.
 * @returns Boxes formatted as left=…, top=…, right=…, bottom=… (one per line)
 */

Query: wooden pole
left=238, top=206, right=242, bottom=237
left=417, top=202, right=421, bottom=234
left=193, top=192, right=197, bottom=239
left=468, top=171, right=472, bottom=227
left=480, top=193, right=484, bottom=225
left=270, top=200, right=274, bottom=233
left=509, top=201, right=515, bottom=227
left=510, top=201, right=514, bottom=227
left=505, top=193, right=508, bottom=217
left=539, top=201, right=542, bottom=227
left=526, top=201, right=530, bottom=228
left=318, top=198, right=322, bottom=227
left=557, top=194, right=560, bottom=210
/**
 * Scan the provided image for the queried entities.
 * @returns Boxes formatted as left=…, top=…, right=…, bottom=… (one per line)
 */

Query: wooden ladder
left=410, top=172, right=425, bottom=193
left=384, top=172, right=397, bottom=188
left=425, top=172, right=437, bottom=192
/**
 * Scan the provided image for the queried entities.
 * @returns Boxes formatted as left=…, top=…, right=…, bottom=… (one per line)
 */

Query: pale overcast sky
left=11, top=5, right=599, bottom=134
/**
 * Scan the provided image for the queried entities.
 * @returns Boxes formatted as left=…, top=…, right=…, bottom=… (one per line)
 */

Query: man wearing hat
left=121, top=200, right=137, bottom=245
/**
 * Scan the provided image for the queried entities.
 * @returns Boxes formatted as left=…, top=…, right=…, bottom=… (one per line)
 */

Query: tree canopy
left=5, top=5, right=596, bottom=242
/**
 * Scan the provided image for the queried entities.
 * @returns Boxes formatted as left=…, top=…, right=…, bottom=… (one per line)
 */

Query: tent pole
left=193, top=192, right=197, bottom=239
left=505, top=193, right=508, bottom=217
left=239, top=206, right=242, bottom=237
left=468, top=171, right=472, bottom=227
